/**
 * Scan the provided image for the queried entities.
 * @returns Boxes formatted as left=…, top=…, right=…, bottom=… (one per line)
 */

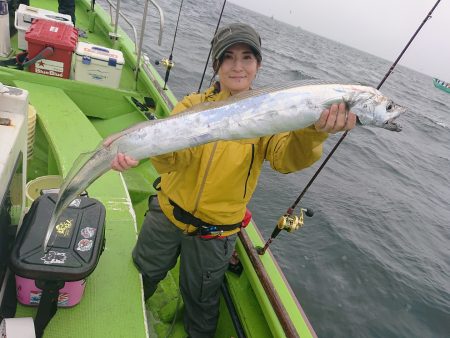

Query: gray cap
left=211, top=23, right=262, bottom=61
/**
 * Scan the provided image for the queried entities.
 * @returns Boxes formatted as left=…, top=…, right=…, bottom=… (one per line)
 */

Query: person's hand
left=110, top=153, right=139, bottom=172
left=314, top=102, right=356, bottom=134
left=103, top=137, right=139, bottom=171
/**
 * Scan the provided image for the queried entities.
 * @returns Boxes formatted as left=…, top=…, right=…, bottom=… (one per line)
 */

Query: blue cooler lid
left=75, top=42, right=124, bottom=66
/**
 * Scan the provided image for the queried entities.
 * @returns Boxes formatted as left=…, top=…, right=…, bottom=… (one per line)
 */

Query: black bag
left=9, top=193, right=106, bottom=338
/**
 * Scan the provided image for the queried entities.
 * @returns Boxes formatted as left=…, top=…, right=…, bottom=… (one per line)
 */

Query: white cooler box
left=74, top=42, right=124, bottom=88
left=15, top=4, right=73, bottom=50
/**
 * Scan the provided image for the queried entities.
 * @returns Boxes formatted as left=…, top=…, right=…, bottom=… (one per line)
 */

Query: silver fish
left=43, top=81, right=406, bottom=250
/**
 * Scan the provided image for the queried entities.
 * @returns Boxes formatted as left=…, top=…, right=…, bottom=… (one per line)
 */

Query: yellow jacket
left=151, top=85, right=328, bottom=235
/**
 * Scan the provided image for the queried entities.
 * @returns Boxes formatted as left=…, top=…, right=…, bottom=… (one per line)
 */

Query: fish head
left=353, top=93, right=406, bottom=131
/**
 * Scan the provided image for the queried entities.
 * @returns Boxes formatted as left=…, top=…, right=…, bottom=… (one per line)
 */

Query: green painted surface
left=0, top=0, right=318, bottom=337
left=236, top=225, right=316, bottom=338
left=12, top=81, right=147, bottom=337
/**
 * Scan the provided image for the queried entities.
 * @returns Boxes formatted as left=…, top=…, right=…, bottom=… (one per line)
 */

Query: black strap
left=169, top=199, right=241, bottom=233
left=0, top=271, right=17, bottom=321
left=0, top=52, right=28, bottom=69
left=33, top=280, right=65, bottom=338
left=0, top=58, right=20, bottom=67
left=152, top=176, right=161, bottom=191
left=0, top=47, right=54, bottom=70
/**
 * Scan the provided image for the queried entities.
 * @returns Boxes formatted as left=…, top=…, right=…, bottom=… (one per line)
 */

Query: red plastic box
left=25, top=19, right=78, bottom=79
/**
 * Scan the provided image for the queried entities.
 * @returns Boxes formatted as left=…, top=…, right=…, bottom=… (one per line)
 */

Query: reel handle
left=304, top=208, right=314, bottom=217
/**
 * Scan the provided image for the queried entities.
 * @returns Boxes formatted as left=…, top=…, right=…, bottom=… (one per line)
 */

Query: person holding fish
left=110, top=23, right=356, bottom=338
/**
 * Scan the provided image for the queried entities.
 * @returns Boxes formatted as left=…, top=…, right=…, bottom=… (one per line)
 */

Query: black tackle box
left=10, top=193, right=106, bottom=281
left=8, top=192, right=106, bottom=338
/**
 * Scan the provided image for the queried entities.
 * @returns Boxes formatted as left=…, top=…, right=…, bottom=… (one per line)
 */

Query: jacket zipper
left=192, top=142, right=218, bottom=215
left=243, top=144, right=255, bottom=198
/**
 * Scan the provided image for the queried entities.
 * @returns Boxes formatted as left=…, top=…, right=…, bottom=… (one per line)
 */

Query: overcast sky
left=229, top=0, right=449, bottom=80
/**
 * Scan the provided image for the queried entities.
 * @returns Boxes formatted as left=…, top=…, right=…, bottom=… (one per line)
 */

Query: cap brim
left=215, top=37, right=261, bottom=60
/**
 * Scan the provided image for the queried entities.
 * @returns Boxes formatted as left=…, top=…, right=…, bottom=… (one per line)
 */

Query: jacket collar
left=204, top=83, right=231, bottom=102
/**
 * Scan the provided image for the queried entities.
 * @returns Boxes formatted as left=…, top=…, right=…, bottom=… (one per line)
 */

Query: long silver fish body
left=43, top=81, right=406, bottom=250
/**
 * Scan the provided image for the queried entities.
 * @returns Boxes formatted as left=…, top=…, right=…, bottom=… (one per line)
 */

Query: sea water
left=105, top=0, right=450, bottom=336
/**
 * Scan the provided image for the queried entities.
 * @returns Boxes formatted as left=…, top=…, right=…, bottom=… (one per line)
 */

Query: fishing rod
left=257, top=0, right=442, bottom=255
left=197, top=0, right=227, bottom=93
left=156, top=0, right=184, bottom=90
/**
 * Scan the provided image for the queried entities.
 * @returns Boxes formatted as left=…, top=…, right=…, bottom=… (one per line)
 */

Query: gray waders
left=132, top=197, right=237, bottom=338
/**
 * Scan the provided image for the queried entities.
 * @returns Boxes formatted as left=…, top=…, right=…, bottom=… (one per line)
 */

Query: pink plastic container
left=15, top=276, right=86, bottom=307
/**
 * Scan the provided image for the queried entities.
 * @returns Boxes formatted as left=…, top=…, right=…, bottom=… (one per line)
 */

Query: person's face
left=218, top=43, right=260, bottom=95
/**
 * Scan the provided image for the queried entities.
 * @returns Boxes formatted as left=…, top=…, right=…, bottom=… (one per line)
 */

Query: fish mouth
left=383, top=119, right=402, bottom=132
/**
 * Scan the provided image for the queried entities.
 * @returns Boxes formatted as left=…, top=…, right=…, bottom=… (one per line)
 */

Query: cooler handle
left=21, top=46, right=54, bottom=68
left=45, top=14, right=71, bottom=22
left=92, top=46, right=110, bottom=53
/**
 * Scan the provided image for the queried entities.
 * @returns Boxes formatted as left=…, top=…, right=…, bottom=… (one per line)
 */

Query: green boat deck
left=0, top=0, right=317, bottom=337
left=13, top=80, right=148, bottom=337
left=1, top=1, right=168, bottom=336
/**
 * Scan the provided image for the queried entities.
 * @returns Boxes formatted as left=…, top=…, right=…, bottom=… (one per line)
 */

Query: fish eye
left=386, top=101, right=393, bottom=111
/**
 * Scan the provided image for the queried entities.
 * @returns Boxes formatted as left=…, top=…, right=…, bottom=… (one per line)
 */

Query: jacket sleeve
left=150, top=97, right=195, bottom=174
left=263, top=126, right=328, bottom=174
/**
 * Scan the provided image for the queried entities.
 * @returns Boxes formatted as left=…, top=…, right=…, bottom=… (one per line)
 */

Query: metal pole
left=113, top=0, right=121, bottom=36
left=135, top=0, right=150, bottom=81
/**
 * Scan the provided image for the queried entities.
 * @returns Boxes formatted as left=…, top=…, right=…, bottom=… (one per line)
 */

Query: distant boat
left=433, top=78, right=450, bottom=93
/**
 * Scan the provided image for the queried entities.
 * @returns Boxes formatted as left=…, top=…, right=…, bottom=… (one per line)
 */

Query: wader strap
left=144, top=177, right=161, bottom=216
left=169, top=199, right=241, bottom=233
left=152, top=177, right=161, bottom=191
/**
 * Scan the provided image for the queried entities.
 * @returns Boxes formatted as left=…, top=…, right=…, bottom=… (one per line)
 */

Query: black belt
left=169, top=199, right=241, bottom=235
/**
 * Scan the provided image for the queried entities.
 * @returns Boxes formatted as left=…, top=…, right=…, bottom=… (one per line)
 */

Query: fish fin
left=322, top=90, right=362, bottom=110
left=103, top=133, right=123, bottom=147
left=322, top=97, right=350, bottom=110
left=173, top=79, right=347, bottom=117
left=103, top=119, right=160, bottom=146
left=61, top=150, right=98, bottom=187
left=234, top=79, right=344, bottom=101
